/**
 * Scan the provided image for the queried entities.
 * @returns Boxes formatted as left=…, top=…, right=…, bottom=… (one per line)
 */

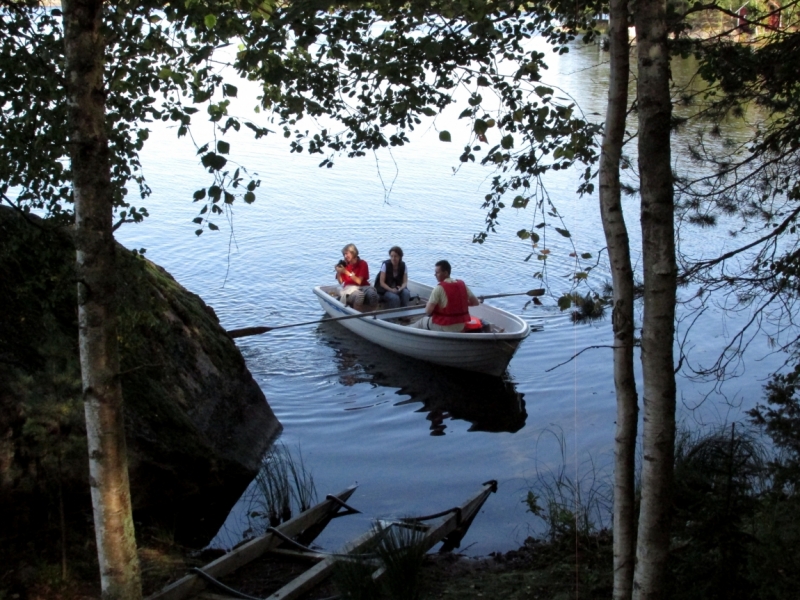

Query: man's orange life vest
left=432, top=280, right=471, bottom=326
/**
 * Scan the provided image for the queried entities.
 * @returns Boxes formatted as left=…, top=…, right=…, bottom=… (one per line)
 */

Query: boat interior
left=318, top=285, right=507, bottom=333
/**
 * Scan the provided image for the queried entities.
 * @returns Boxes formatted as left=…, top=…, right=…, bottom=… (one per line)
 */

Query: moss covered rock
left=0, top=206, right=281, bottom=552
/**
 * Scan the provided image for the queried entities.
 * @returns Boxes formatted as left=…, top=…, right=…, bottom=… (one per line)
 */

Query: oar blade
left=227, top=326, right=273, bottom=339
left=526, top=288, right=546, bottom=297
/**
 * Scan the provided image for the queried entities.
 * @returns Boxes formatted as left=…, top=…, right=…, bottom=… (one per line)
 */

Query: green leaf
left=512, top=195, right=527, bottom=208
left=193, top=189, right=206, bottom=201
left=558, top=295, right=573, bottom=311
left=517, top=229, right=530, bottom=240
left=201, top=152, right=227, bottom=171
left=439, top=131, right=451, bottom=142
left=581, top=252, right=592, bottom=259
left=555, top=227, right=571, bottom=238
left=217, top=140, right=230, bottom=154
left=501, top=135, right=514, bottom=150
left=208, top=222, right=219, bottom=231
left=244, top=191, right=256, bottom=203
left=222, top=84, right=238, bottom=97
left=204, top=14, right=217, bottom=29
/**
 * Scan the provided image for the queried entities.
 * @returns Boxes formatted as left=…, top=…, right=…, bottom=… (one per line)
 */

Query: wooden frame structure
left=147, top=481, right=497, bottom=600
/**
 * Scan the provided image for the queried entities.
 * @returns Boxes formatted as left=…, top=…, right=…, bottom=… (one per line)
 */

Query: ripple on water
left=114, top=43, right=785, bottom=555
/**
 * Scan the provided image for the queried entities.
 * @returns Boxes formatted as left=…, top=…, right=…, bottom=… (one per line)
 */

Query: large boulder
left=0, top=206, right=281, bottom=549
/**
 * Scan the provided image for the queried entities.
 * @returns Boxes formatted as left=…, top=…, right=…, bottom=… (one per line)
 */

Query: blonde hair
left=342, top=243, right=359, bottom=258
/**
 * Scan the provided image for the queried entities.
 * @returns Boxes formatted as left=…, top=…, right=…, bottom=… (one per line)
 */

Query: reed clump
left=333, top=521, right=428, bottom=600
left=524, top=429, right=612, bottom=545
left=246, top=443, right=317, bottom=533
left=332, top=557, right=380, bottom=600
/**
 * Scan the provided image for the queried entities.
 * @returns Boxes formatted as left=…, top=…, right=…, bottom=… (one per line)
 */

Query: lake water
left=113, top=39, right=784, bottom=555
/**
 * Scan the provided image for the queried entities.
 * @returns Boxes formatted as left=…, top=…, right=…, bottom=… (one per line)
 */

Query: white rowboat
left=313, top=280, right=531, bottom=377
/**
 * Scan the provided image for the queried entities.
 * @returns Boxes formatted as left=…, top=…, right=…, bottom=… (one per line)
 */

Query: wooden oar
left=227, top=304, right=427, bottom=339
left=478, top=288, right=545, bottom=301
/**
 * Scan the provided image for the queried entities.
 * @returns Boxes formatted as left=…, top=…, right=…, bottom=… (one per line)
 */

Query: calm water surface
left=114, top=41, right=783, bottom=554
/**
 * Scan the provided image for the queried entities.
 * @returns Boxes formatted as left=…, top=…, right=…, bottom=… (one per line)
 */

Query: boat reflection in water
left=315, top=321, right=527, bottom=436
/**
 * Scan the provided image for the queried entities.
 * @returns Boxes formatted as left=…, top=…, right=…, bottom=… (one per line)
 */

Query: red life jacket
left=432, top=280, right=471, bottom=326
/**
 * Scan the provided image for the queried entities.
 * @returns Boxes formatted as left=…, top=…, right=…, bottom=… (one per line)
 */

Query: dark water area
left=111, top=39, right=786, bottom=555
left=316, top=321, right=528, bottom=435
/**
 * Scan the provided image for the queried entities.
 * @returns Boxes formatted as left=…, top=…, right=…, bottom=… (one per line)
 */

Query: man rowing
left=413, top=260, right=480, bottom=332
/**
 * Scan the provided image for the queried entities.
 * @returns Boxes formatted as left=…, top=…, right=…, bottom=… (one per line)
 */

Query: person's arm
left=379, top=270, right=389, bottom=291
left=345, top=260, right=367, bottom=286
left=425, top=299, right=436, bottom=316
left=425, top=286, right=441, bottom=315
left=467, top=286, right=480, bottom=306
left=399, top=268, right=408, bottom=292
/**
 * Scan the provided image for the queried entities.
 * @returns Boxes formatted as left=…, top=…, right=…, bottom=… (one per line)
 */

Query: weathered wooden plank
left=414, top=481, right=496, bottom=550
left=267, top=527, right=383, bottom=600
left=264, top=548, right=326, bottom=561
left=268, top=481, right=496, bottom=600
left=147, top=485, right=357, bottom=600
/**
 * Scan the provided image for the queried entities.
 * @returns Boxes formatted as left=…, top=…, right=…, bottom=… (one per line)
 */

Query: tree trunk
left=599, top=3, right=638, bottom=600
left=632, top=1, right=677, bottom=598
left=62, top=1, right=142, bottom=598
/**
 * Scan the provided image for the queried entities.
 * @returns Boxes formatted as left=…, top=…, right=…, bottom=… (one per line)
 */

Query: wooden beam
left=147, top=485, right=357, bottom=600
left=267, top=481, right=496, bottom=600
left=266, top=527, right=384, bottom=600
left=412, top=481, right=496, bottom=550
left=264, top=548, right=326, bottom=561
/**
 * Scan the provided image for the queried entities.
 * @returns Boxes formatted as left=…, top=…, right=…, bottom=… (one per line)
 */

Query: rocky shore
left=0, top=205, right=281, bottom=592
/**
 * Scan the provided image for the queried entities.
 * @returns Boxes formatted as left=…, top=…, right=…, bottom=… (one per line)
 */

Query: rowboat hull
left=313, top=280, right=530, bottom=377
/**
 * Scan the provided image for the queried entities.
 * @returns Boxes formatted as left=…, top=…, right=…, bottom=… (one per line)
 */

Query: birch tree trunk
left=632, top=0, right=677, bottom=598
left=599, top=3, right=638, bottom=599
left=63, top=1, right=142, bottom=597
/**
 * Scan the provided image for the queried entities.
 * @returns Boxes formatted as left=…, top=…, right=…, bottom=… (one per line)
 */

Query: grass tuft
left=246, top=442, right=317, bottom=534
left=374, top=522, right=428, bottom=600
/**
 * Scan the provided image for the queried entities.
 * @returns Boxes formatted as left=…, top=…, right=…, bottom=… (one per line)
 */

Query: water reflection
left=315, top=321, right=527, bottom=435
